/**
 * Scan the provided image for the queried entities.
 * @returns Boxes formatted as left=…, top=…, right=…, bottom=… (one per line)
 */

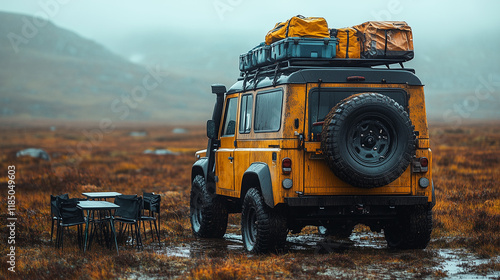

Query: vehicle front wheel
left=241, top=188, right=287, bottom=253
left=190, top=175, right=228, bottom=238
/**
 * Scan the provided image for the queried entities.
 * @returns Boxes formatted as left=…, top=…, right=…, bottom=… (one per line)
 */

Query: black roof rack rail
left=239, top=58, right=414, bottom=81
left=239, top=58, right=412, bottom=77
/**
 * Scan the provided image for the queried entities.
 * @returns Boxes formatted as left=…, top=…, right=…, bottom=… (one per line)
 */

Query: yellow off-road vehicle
left=191, top=59, right=434, bottom=253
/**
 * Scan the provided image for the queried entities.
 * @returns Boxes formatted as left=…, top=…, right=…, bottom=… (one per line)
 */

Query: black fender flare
left=241, top=162, right=274, bottom=208
left=192, top=157, right=208, bottom=182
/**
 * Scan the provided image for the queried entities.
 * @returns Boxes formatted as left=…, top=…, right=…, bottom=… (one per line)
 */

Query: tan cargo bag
left=353, top=21, right=414, bottom=60
left=331, top=27, right=361, bottom=59
left=265, top=15, right=329, bottom=45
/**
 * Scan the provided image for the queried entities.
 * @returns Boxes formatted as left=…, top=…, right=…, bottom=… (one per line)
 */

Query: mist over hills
left=0, top=11, right=214, bottom=122
left=0, top=11, right=498, bottom=124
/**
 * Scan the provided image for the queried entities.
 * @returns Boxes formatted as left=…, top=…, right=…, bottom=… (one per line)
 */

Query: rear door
left=303, top=85, right=411, bottom=194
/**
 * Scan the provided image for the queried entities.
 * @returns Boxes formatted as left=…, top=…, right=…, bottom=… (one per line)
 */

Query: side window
left=221, top=97, right=238, bottom=137
left=254, top=89, right=283, bottom=133
left=239, top=94, right=253, bottom=134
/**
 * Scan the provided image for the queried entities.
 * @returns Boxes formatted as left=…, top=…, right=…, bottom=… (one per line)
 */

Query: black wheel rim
left=347, top=114, right=396, bottom=167
left=244, top=207, right=257, bottom=250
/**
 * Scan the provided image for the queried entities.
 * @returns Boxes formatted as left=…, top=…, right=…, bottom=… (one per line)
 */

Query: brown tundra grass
left=0, top=121, right=499, bottom=279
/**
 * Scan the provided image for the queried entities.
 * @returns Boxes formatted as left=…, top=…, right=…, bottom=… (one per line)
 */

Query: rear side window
left=239, top=94, right=253, bottom=134
left=221, top=97, right=238, bottom=136
left=254, top=89, right=283, bottom=133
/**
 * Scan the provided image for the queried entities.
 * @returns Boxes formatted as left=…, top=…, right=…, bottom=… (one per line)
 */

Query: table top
left=82, top=192, right=122, bottom=199
left=78, top=201, right=120, bottom=210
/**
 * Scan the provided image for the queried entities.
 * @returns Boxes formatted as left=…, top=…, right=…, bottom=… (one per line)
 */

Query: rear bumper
left=285, top=195, right=429, bottom=207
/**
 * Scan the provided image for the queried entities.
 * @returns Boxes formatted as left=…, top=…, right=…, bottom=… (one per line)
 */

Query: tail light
left=346, top=76, right=365, bottom=82
left=412, top=157, right=428, bottom=173
left=282, top=158, right=292, bottom=175
left=420, top=157, right=429, bottom=168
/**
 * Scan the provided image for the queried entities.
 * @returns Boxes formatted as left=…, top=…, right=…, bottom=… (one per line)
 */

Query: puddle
left=349, top=230, right=386, bottom=249
left=157, top=231, right=387, bottom=257
left=438, top=249, right=500, bottom=279
left=156, top=230, right=499, bottom=279
left=156, top=233, right=245, bottom=258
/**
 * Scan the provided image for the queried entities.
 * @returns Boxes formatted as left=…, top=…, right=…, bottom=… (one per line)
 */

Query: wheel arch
left=192, top=157, right=208, bottom=182
left=240, top=162, right=275, bottom=208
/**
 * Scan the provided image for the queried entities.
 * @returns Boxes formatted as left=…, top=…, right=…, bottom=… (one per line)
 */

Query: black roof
left=227, top=66, right=422, bottom=94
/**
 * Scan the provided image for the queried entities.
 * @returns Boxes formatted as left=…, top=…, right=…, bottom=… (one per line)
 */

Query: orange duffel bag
left=331, top=27, right=361, bottom=59
left=353, top=21, right=414, bottom=60
left=265, top=15, right=330, bottom=45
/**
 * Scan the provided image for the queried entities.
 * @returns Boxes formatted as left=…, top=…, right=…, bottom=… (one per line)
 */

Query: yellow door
left=216, top=95, right=238, bottom=190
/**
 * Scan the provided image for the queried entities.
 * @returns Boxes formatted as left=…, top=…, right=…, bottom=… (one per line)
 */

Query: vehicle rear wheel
left=190, top=175, right=228, bottom=238
left=321, top=93, right=415, bottom=188
left=241, top=188, right=287, bottom=253
left=384, top=206, right=432, bottom=249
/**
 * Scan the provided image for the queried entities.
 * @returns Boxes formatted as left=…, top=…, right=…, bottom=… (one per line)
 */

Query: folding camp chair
left=50, top=193, right=69, bottom=243
left=114, top=195, right=143, bottom=248
left=56, top=197, right=86, bottom=250
left=140, top=192, right=161, bottom=244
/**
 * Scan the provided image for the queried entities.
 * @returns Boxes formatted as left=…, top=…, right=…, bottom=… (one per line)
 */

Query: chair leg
left=76, top=225, right=80, bottom=250
left=88, top=222, right=94, bottom=248
left=153, top=219, right=160, bottom=246
left=142, top=219, right=147, bottom=241
left=136, top=223, right=143, bottom=248
left=57, top=224, right=63, bottom=249
left=149, top=220, right=154, bottom=241
left=51, top=219, right=55, bottom=242
left=61, top=226, right=64, bottom=251
left=126, top=224, right=131, bottom=244
left=55, top=224, right=60, bottom=248
left=78, top=224, right=83, bottom=250
left=55, top=223, right=59, bottom=248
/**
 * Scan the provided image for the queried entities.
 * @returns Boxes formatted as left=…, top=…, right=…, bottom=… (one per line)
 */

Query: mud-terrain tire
left=321, top=92, right=415, bottom=188
left=190, top=175, right=228, bottom=238
left=384, top=206, right=432, bottom=249
left=318, top=224, right=354, bottom=238
left=241, top=188, right=288, bottom=253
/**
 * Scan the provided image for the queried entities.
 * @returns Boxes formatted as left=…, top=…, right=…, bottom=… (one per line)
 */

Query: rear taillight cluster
left=412, top=157, right=428, bottom=173
left=282, top=158, right=292, bottom=175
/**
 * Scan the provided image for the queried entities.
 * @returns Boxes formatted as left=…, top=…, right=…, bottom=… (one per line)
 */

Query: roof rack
left=238, top=58, right=414, bottom=83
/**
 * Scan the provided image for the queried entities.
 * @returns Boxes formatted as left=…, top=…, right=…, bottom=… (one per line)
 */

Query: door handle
left=228, top=156, right=234, bottom=162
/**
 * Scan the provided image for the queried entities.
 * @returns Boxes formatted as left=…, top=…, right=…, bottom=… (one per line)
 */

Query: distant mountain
left=0, top=11, right=214, bottom=122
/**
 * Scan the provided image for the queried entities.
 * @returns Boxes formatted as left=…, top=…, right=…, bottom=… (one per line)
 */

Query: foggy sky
left=2, top=0, right=500, bottom=51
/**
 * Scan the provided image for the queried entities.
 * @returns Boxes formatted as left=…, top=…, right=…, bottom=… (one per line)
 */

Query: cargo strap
left=348, top=30, right=351, bottom=58
left=272, top=63, right=281, bottom=87
left=317, top=79, right=322, bottom=119
left=285, top=15, right=305, bottom=38
left=253, top=69, right=260, bottom=91
left=242, top=72, right=248, bottom=91
left=384, top=30, right=388, bottom=58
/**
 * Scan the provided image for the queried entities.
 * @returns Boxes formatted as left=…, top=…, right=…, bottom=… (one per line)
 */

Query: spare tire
left=321, top=93, right=415, bottom=188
